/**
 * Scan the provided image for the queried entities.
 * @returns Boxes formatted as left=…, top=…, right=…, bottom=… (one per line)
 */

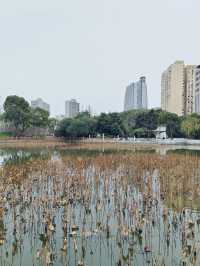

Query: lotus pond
left=0, top=146, right=200, bottom=266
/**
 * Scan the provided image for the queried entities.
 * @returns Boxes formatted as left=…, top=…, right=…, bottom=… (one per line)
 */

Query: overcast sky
left=0, top=0, right=200, bottom=116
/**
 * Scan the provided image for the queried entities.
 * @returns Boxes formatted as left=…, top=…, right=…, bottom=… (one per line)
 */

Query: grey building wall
left=124, top=76, right=148, bottom=111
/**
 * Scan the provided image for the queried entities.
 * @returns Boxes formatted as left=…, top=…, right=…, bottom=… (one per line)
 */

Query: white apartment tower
left=65, top=99, right=80, bottom=118
left=124, top=76, right=148, bottom=111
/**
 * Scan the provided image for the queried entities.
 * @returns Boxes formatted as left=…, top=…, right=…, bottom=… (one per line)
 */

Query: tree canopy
left=3, top=95, right=200, bottom=140
left=55, top=108, right=200, bottom=140
left=30, top=107, right=50, bottom=128
left=3, top=95, right=31, bottom=135
left=3, top=95, right=51, bottom=136
left=181, top=113, right=200, bottom=139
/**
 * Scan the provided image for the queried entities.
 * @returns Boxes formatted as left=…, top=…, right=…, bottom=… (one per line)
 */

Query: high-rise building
left=185, top=65, right=196, bottom=114
left=124, top=76, right=148, bottom=111
left=195, top=65, right=200, bottom=113
left=65, top=99, right=80, bottom=118
left=31, top=98, right=50, bottom=113
left=161, top=61, right=197, bottom=116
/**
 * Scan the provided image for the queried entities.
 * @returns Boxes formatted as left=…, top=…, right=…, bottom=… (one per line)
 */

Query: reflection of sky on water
left=0, top=154, right=9, bottom=166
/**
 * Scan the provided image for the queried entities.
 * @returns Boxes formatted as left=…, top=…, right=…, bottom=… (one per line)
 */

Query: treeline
left=0, top=95, right=56, bottom=136
left=2, top=95, right=200, bottom=139
left=55, top=109, right=200, bottom=139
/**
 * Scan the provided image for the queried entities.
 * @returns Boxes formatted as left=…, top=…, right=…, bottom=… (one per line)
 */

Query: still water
left=0, top=147, right=200, bottom=266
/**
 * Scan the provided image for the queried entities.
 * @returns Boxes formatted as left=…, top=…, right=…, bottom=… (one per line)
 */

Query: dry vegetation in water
left=0, top=137, right=168, bottom=151
left=0, top=150, right=200, bottom=265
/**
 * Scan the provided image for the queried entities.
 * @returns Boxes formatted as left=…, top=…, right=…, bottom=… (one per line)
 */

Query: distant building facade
left=65, top=99, right=80, bottom=118
left=124, top=76, right=148, bottom=111
left=195, top=65, right=200, bottom=113
left=31, top=98, right=50, bottom=113
left=161, top=61, right=185, bottom=116
left=185, top=65, right=196, bottom=114
left=161, top=61, right=197, bottom=116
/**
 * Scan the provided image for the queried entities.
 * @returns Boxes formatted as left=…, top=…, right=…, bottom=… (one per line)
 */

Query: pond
left=0, top=146, right=200, bottom=266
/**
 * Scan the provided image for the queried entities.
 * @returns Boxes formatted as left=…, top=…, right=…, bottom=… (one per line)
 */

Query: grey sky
left=0, top=0, right=200, bottom=116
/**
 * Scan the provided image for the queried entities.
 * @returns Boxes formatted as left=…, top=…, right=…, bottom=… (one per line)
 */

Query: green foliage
left=30, top=107, right=50, bottom=128
left=181, top=114, right=200, bottom=139
left=121, top=109, right=161, bottom=137
left=3, top=95, right=200, bottom=140
left=132, top=128, right=146, bottom=138
left=0, top=132, right=14, bottom=139
left=96, top=112, right=125, bottom=137
left=60, top=108, right=200, bottom=140
left=3, top=95, right=51, bottom=136
left=3, top=95, right=31, bottom=135
left=56, top=109, right=185, bottom=139
left=55, top=118, right=72, bottom=138
left=48, top=118, right=58, bottom=135
left=0, top=113, right=4, bottom=121
left=135, top=109, right=159, bottom=130
left=55, top=113, right=97, bottom=139
left=158, top=111, right=182, bottom=138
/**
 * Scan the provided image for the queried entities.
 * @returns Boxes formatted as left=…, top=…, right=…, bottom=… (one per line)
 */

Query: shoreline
left=0, top=137, right=200, bottom=151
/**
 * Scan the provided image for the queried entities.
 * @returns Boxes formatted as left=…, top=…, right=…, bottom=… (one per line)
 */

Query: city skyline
left=0, top=62, right=199, bottom=117
left=0, top=0, right=200, bottom=116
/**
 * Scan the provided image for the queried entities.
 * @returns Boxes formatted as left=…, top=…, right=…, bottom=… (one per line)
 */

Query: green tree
left=48, top=118, right=58, bottom=135
left=55, top=114, right=97, bottom=139
left=181, top=114, right=200, bottom=139
left=30, top=108, right=50, bottom=128
left=135, top=109, right=159, bottom=131
left=55, top=118, right=73, bottom=138
left=68, top=119, right=89, bottom=138
left=3, top=95, right=31, bottom=135
left=158, top=111, right=182, bottom=138
left=97, top=112, right=125, bottom=137
left=133, top=127, right=146, bottom=138
left=122, top=109, right=160, bottom=137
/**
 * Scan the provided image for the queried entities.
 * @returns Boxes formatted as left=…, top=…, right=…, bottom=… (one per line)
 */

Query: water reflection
left=0, top=148, right=200, bottom=265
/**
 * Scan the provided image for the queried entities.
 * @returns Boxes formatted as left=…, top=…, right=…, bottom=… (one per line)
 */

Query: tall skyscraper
left=161, top=61, right=197, bottom=116
left=124, top=76, right=148, bottom=111
left=195, top=65, right=200, bottom=113
left=31, top=98, right=50, bottom=113
left=65, top=99, right=80, bottom=118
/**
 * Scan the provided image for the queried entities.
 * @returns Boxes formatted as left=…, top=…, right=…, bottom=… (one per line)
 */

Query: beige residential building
left=161, top=61, right=197, bottom=116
